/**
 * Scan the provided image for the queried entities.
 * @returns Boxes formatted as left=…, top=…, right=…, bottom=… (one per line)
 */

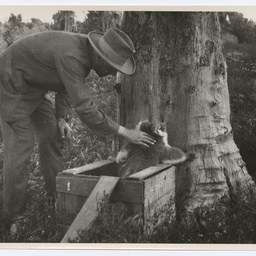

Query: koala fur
left=116, top=120, right=194, bottom=178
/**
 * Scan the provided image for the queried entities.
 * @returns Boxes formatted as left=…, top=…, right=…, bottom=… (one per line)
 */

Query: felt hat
left=88, top=28, right=136, bottom=75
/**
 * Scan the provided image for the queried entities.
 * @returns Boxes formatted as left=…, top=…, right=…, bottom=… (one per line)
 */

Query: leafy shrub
left=62, top=71, right=117, bottom=169
left=75, top=195, right=256, bottom=244
left=74, top=200, right=145, bottom=243
left=0, top=178, right=62, bottom=242
left=1, top=14, right=51, bottom=47
left=0, top=70, right=117, bottom=242
left=227, top=57, right=256, bottom=180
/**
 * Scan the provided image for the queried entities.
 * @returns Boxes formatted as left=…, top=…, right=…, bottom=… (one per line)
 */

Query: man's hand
left=58, top=118, right=72, bottom=139
left=117, top=126, right=156, bottom=147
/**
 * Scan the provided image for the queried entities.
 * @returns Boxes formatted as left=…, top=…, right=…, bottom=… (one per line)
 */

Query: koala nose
left=116, top=156, right=127, bottom=164
left=116, top=151, right=128, bottom=164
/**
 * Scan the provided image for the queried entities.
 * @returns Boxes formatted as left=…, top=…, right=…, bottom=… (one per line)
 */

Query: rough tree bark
left=120, top=12, right=255, bottom=213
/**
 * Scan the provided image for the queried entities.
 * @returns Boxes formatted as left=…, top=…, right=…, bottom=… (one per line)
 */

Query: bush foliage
left=227, top=55, right=256, bottom=180
left=73, top=195, right=256, bottom=244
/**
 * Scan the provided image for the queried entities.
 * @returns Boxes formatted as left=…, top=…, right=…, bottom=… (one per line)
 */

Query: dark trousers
left=1, top=98, right=64, bottom=219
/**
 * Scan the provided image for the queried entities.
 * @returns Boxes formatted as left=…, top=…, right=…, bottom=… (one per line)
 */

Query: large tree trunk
left=120, top=12, right=255, bottom=213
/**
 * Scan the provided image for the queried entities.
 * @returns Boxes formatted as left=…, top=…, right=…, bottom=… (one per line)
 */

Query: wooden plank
left=143, top=166, right=176, bottom=234
left=62, top=160, right=116, bottom=175
left=144, top=167, right=175, bottom=207
left=61, top=176, right=119, bottom=243
left=76, top=195, right=88, bottom=212
left=56, top=193, right=67, bottom=225
left=56, top=175, right=98, bottom=196
left=56, top=175, right=144, bottom=204
left=112, top=202, right=144, bottom=219
left=111, top=179, right=144, bottom=204
left=56, top=193, right=74, bottom=226
left=128, top=164, right=174, bottom=180
left=144, top=192, right=175, bottom=221
left=131, top=204, right=144, bottom=216
left=57, top=193, right=88, bottom=226
left=64, top=194, right=79, bottom=216
left=57, top=223, right=69, bottom=235
left=144, top=191, right=176, bottom=233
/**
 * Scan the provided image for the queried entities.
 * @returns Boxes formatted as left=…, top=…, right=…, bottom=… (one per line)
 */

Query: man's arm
left=54, top=53, right=120, bottom=137
left=54, top=51, right=155, bottom=146
left=55, top=92, right=73, bottom=139
left=55, top=92, right=72, bottom=122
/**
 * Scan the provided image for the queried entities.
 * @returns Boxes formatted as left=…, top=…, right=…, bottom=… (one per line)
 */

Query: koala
left=116, top=120, right=194, bottom=178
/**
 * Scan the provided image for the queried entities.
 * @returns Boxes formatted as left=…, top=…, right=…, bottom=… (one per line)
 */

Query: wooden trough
left=56, top=159, right=176, bottom=240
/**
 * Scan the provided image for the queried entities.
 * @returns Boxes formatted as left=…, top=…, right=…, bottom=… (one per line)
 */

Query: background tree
left=3, top=13, right=23, bottom=46
left=79, top=11, right=122, bottom=34
left=27, top=18, right=51, bottom=31
left=1, top=14, right=50, bottom=49
left=219, top=12, right=256, bottom=44
left=62, top=11, right=76, bottom=32
left=0, top=23, right=7, bottom=52
left=51, top=10, right=121, bottom=33
left=224, top=43, right=256, bottom=181
left=219, top=12, right=256, bottom=181
left=227, top=58, right=256, bottom=181
left=120, top=12, right=255, bottom=214
left=228, top=13, right=256, bottom=43
left=52, top=11, right=75, bottom=31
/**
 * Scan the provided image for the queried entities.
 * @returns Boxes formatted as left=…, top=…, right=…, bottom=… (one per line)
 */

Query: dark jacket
left=0, top=31, right=119, bottom=136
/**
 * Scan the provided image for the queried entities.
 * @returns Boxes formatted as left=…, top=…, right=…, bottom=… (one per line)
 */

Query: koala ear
left=156, top=129, right=165, bottom=137
left=135, top=121, right=142, bottom=130
left=154, top=122, right=166, bottom=136
left=135, top=120, right=149, bottom=131
left=159, top=122, right=166, bottom=131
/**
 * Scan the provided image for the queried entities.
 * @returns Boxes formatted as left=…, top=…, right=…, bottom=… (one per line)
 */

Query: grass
left=0, top=192, right=62, bottom=242
left=0, top=58, right=256, bottom=244
left=68, top=194, right=256, bottom=244
left=2, top=181, right=256, bottom=243
left=1, top=18, right=256, bottom=245
left=0, top=71, right=117, bottom=242
left=1, top=69, right=256, bottom=243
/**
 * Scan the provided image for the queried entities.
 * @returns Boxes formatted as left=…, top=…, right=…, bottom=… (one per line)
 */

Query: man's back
left=0, top=31, right=91, bottom=92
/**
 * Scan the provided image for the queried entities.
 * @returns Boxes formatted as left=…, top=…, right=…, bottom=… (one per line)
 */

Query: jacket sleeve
left=54, top=53, right=120, bottom=137
left=55, top=92, right=72, bottom=121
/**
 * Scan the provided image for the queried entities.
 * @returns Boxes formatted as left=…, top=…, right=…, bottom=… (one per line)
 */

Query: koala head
left=116, top=120, right=166, bottom=165
left=115, top=141, right=137, bottom=165
left=136, top=120, right=165, bottom=138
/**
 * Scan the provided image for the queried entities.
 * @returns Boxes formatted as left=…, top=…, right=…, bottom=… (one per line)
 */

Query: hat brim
left=88, top=31, right=136, bottom=75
